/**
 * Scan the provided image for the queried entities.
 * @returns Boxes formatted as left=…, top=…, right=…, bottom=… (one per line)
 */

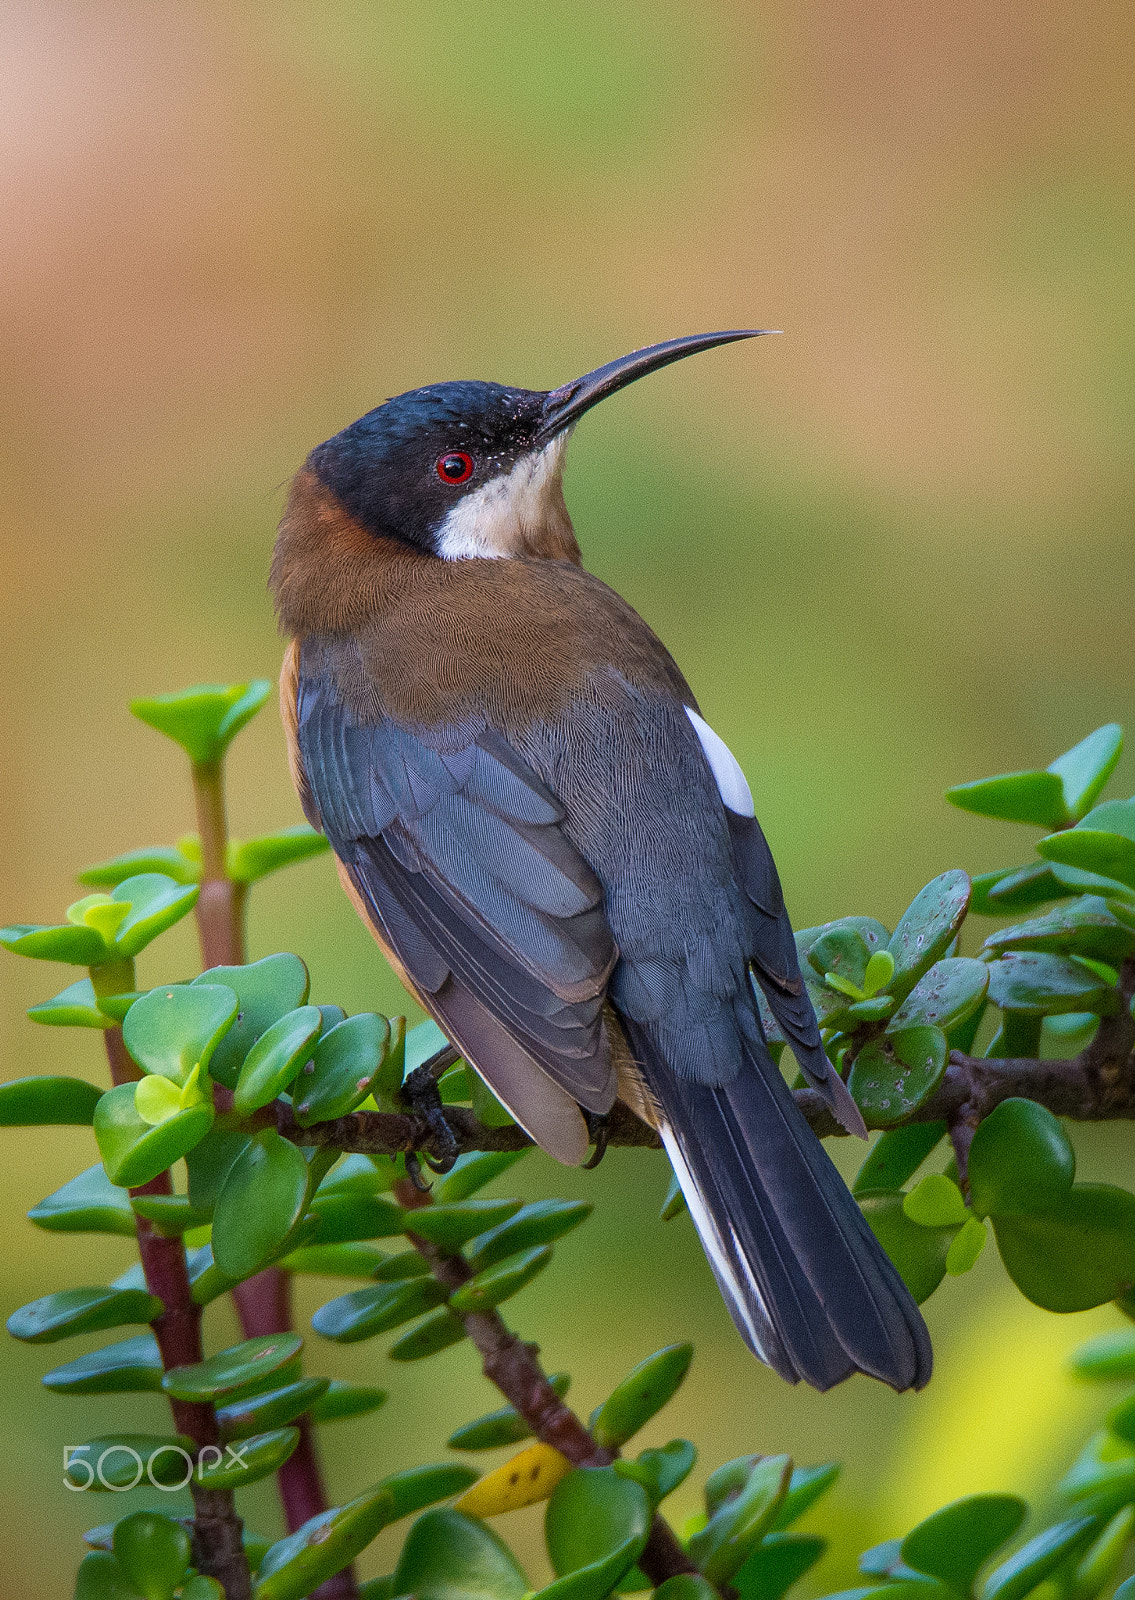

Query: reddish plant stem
left=103, top=1025, right=251, bottom=1599
left=191, top=753, right=353, bottom=1595
left=394, top=1179, right=699, bottom=1588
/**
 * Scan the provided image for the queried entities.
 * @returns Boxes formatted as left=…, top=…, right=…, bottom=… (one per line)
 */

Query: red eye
left=436, top=451, right=474, bottom=484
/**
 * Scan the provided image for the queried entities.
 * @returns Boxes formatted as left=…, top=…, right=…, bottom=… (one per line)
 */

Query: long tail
left=627, top=1024, right=932, bottom=1391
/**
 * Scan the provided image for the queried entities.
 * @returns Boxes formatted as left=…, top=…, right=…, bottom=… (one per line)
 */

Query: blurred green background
left=2, top=1, right=1134, bottom=1593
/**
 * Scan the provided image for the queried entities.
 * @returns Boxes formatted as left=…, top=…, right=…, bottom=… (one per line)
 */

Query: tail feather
left=632, top=1024, right=932, bottom=1392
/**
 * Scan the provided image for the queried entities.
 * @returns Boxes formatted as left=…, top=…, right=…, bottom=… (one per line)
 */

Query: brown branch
left=393, top=1180, right=699, bottom=1588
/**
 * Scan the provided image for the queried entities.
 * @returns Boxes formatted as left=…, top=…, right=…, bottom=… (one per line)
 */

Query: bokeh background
left=2, top=2, right=1134, bottom=1594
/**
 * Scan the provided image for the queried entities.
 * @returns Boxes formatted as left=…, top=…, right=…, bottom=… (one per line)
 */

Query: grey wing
left=295, top=667, right=620, bottom=1163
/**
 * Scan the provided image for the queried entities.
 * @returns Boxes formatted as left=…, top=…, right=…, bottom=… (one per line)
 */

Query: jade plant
left=3, top=687, right=1135, bottom=1600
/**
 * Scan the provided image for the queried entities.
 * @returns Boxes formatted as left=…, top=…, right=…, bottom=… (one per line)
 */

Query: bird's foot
left=581, top=1109, right=610, bottom=1169
left=400, top=1050, right=461, bottom=1176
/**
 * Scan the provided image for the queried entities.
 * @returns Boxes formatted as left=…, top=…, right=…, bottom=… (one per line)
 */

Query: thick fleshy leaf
left=0, top=1073, right=104, bottom=1125
left=307, top=1191, right=406, bottom=1244
left=453, top=1443, right=572, bottom=1518
left=901, top=1495, right=1026, bottom=1593
left=129, top=1194, right=212, bottom=1233
left=808, top=927, right=872, bottom=990
left=113, top=1510, right=191, bottom=1600
left=389, top=1309, right=467, bottom=1360
left=591, top=1344, right=694, bottom=1450
left=234, top=1006, right=324, bottom=1114
left=29, top=1162, right=136, bottom=1235
left=1038, top=797, right=1135, bottom=889
left=278, top=1242, right=390, bottom=1277
left=546, top=1467, right=652, bottom=1589
left=64, top=1435, right=196, bottom=1491
left=1060, top=1431, right=1135, bottom=1507
left=43, top=1334, right=163, bottom=1394
left=131, top=679, right=272, bottom=766
left=448, top=1375, right=572, bottom=1450
left=614, top=1439, right=697, bottom=1505
left=0, top=919, right=108, bottom=963
left=1070, top=1505, right=1135, bottom=1600
left=888, top=960, right=989, bottom=1033
left=107, top=875, right=200, bottom=958
left=227, top=824, right=329, bottom=884
left=217, top=1377, right=330, bottom=1441
left=967, top=1099, right=1075, bottom=1217
left=992, top=1186, right=1135, bottom=1311
left=986, top=953, right=1116, bottom=1015
left=733, top=1533, right=825, bottom=1600
left=312, top=1279, right=449, bottom=1342
left=467, top=1201, right=593, bottom=1271
left=970, top=865, right=1074, bottom=917
left=945, top=770, right=1067, bottom=827
left=848, top=1027, right=948, bottom=1127
left=309, top=1380, right=388, bottom=1424
left=124, top=984, right=237, bottom=1083
left=887, top=873, right=971, bottom=999
left=196, top=1427, right=300, bottom=1491
left=904, top=1175, right=969, bottom=1228
left=194, top=954, right=310, bottom=1089
left=27, top=978, right=114, bottom=1029
left=212, top=1130, right=311, bottom=1279
left=74, top=1550, right=146, bottom=1599
left=258, top=1468, right=478, bottom=1600
left=80, top=845, right=200, bottom=888
left=95, top=1083, right=214, bottom=1188
left=982, top=896, right=1135, bottom=964
left=981, top=1518, right=1100, bottom=1600
left=162, top=1331, right=303, bottom=1402
left=945, top=1216, right=988, bottom=1274
left=1049, top=726, right=1124, bottom=819
left=853, top=1124, right=946, bottom=1196
left=374, top=1249, right=432, bottom=1280
left=389, top=1509, right=529, bottom=1600
left=432, top=1150, right=530, bottom=1205
left=689, top=1455, right=791, bottom=1585
left=450, top=1247, right=552, bottom=1313
left=185, top=1125, right=252, bottom=1211
left=1069, top=1328, right=1135, bottom=1381
left=772, top=1463, right=841, bottom=1530
left=292, top=1012, right=391, bottom=1125
left=859, top=1192, right=954, bottom=1304
left=406, top=1199, right=524, bottom=1252
left=8, top=1286, right=162, bottom=1343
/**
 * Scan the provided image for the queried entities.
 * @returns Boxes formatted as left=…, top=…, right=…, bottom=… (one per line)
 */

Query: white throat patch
left=436, top=435, right=574, bottom=561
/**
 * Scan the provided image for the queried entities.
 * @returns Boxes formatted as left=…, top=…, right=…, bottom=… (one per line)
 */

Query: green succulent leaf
left=986, top=953, right=1117, bottom=1016
left=967, top=1099, right=1075, bottom=1218
left=212, top=1130, right=312, bottom=1279
left=373, top=1249, right=433, bottom=1280
left=79, top=845, right=201, bottom=888
left=1060, top=1430, right=1135, bottom=1506
left=113, top=1510, right=191, bottom=1600
left=312, top=1278, right=449, bottom=1343
left=970, top=865, right=1075, bottom=917
left=388, top=1508, right=529, bottom=1600
left=904, top=1175, right=970, bottom=1228
left=689, top=1454, right=791, bottom=1585
left=124, top=983, right=238, bottom=1083
left=277, top=1242, right=390, bottom=1277
left=307, top=1191, right=407, bottom=1245
left=1069, top=1328, right=1135, bottom=1381
left=185, top=1125, right=252, bottom=1211
left=1038, top=812, right=1135, bottom=892
left=193, top=954, right=310, bottom=1089
left=888, top=959, right=989, bottom=1033
left=129, top=1194, right=212, bottom=1234
left=162, top=1331, right=303, bottom=1402
left=945, top=1216, right=988, bottom=1274
left=447, top=1374, right=572, bottom=1450
left=1070, top=1505, right=1135, bottom=1600
left=27, top=978, right=114, bottom=1029
left=847, top=1026, right=948, bottom=1127
left=217, top=1377, right=330, bottom=1441
left=94, top=1082, right=214, bottom=1188
left=991, top=1186, right=1135, bottom=1311
left=901, top=1494, right=1027, bottom=1593
left=982, top=896, right=1135, bottom=965
left=43, top=1334, right=163, bottom=1395
left=103, top=875, right=200, bottom=959
left=733, top=1533, right=826, bottom=1600
left=308, top=1380, right=388, bottom=1424
left=808, top=927, right=872, bottom=990
left=945, top=770, right=1068, bottom=827
left=887, top=872, right=971, bottom=999
left=0, top=1073, right=105, bottom=1125
left=859, top=1192, right=954, bottom=1304
left=28, top=1163, right=136, bottom=1235
left=853, top=1124, right=946, bottom=1197
left=196, top=1427, right=300, bottom=1491
left=233, top=1005, right=324, bottom=1114
left=8, top=1285, right=163, bottom=1344
left=405, top=1199, right=524, bottom=1252
left=431, top=1150, right=529, bottom=1204
left=226, top=824, right=330, bottom=885
left=466, top=1200, right=593, bottom=1271
left=772, top=1462, right=841, bottom=1530
left=981, top=1517, right=1100, bottom=1600
left=64, top=1434, right=196, bottom=1491
left=389, top=1309, right=468, bottom=1361
left=291, top=1012, right=391, bottom=1125
left=131, top=679, right=272, bottom=766
left=74, top=1550, right=146, bottom=1600
left=0, top=919, right=110, bottom=964
left=450, top=1246, right=552, bottom=1313
left=1048, top=726, right=1124, bottom=818
left=591, top=1344, right=694, bottom=1451
left=614, top=1439, right=697, bottom=1506
left=546, top=1467, right=652, bottom=1592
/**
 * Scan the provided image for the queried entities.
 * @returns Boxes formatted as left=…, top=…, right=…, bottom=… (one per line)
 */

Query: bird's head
left=290, top=330, right=774, bottom=568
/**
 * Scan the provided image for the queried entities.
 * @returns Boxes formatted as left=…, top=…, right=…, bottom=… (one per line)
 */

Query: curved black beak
left=534, top=329, right=778, bottom=445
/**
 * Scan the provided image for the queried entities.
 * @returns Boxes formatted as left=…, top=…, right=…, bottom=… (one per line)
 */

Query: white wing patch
left=684, top=706, right=755, bottom=817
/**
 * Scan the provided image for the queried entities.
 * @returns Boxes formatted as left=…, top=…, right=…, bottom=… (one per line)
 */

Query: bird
left=270, top=331, right=932, bottom=1392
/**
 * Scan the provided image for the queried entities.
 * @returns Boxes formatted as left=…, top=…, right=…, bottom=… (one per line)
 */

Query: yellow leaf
left=454, top=1442, right=572, bottom=1517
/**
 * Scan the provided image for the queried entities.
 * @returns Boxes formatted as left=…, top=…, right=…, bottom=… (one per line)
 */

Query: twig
left=393, top=1179, right=699, bottom=1588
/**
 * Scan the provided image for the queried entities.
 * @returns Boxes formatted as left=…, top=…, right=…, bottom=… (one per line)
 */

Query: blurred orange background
left=2, top=3, right=1134, bottom=1595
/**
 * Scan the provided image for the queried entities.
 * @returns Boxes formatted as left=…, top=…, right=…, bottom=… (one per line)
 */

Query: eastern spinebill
left=270, top=331, right=932, bottom=1391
